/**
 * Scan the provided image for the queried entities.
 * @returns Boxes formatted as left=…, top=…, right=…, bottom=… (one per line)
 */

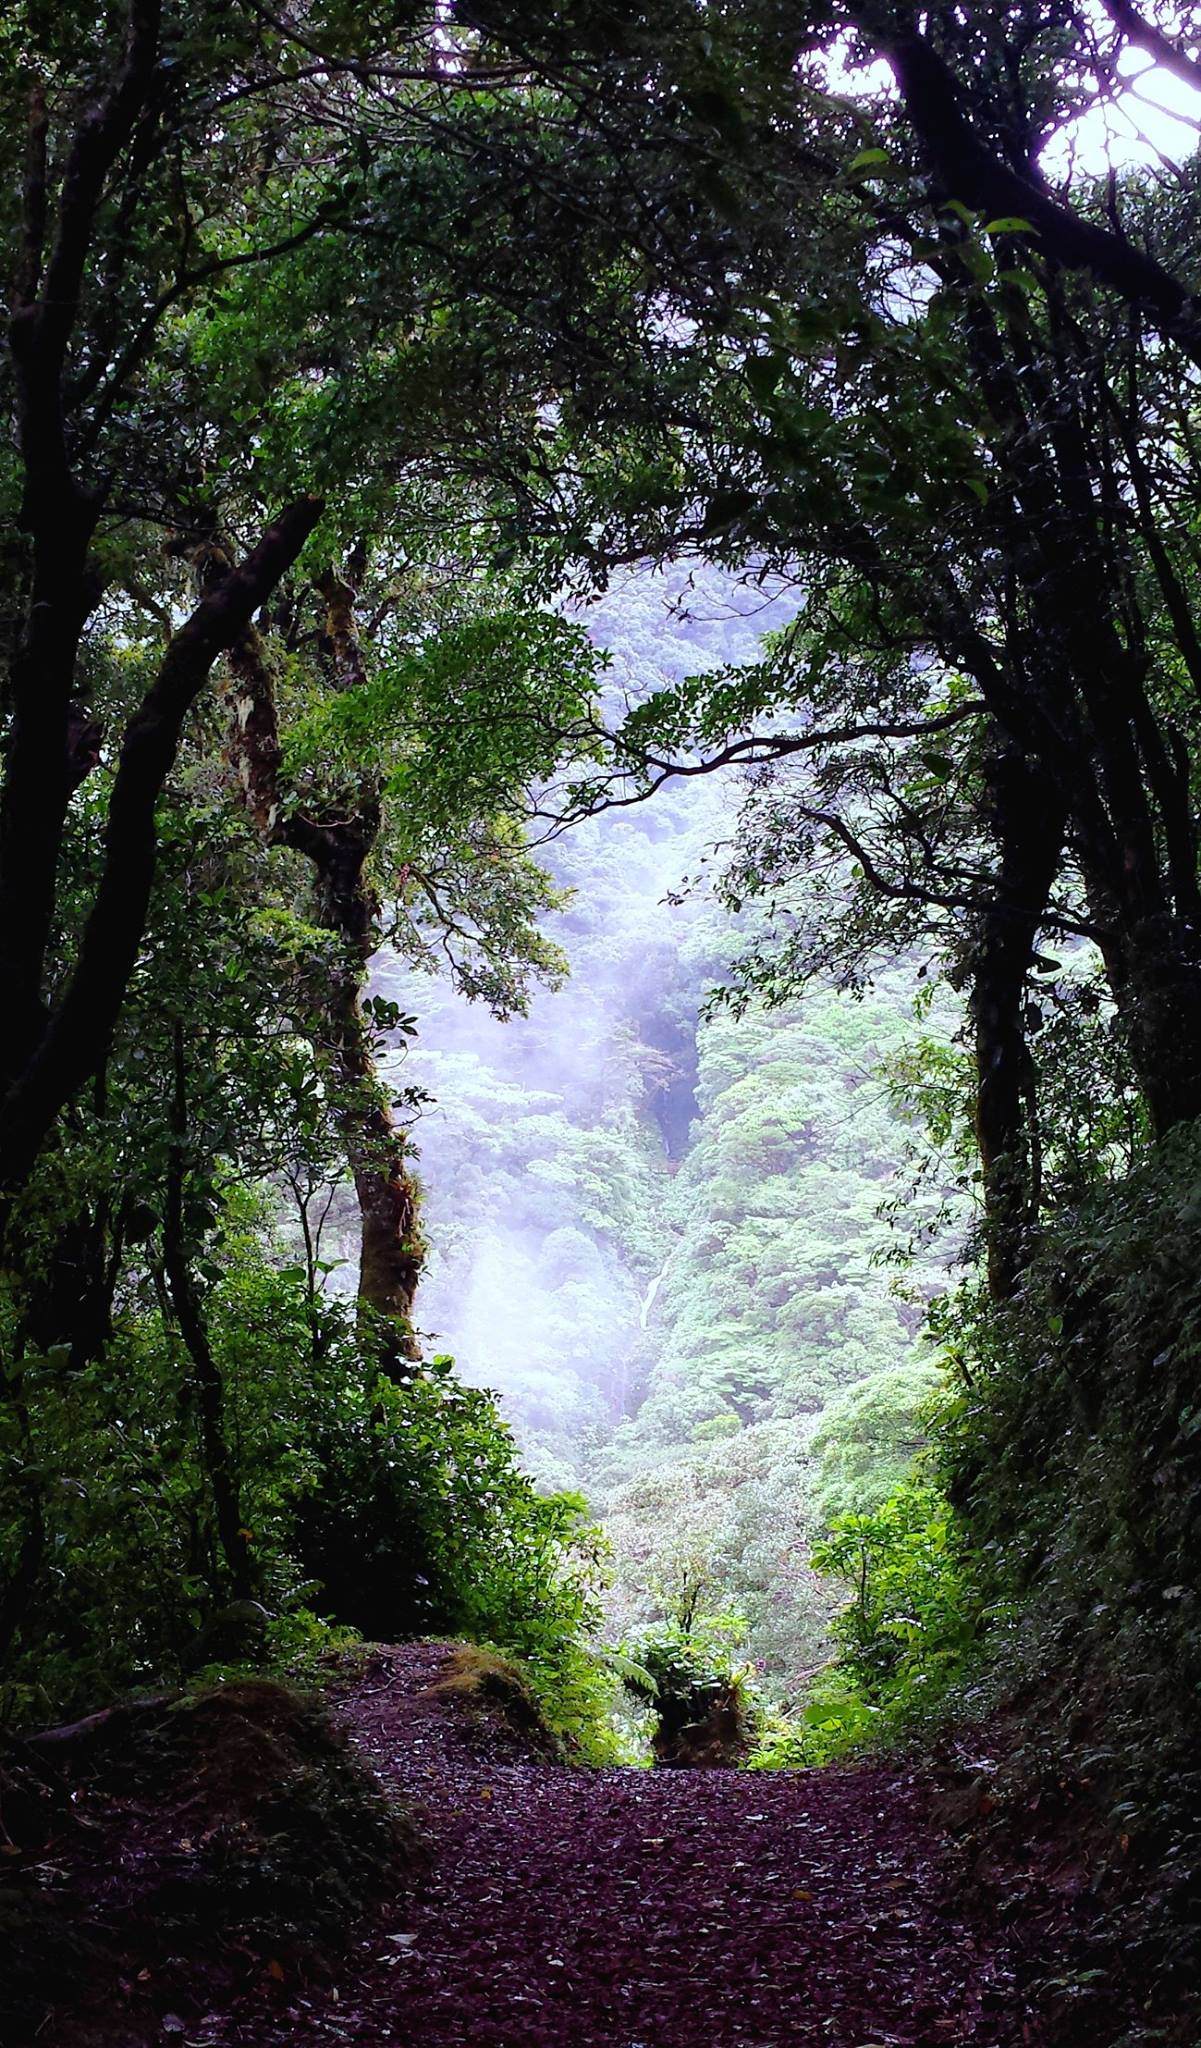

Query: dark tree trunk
left=161, top=1022, right=254, bottom=1600
left=971, top=749, right=1066, bottom=1299
left=0, top=511, right=103, bottom=1088
left=0, top=497, right=323, bottom=1201
left=0, top=6, right=322, bottom=1201
left=1098, top=918, right=1201, bottom=1136
left=945, top=288, right=1201, bottom=1148
left=0, top=0, right=162, bottom=1090
left=867, top=8, right=1201, bottom=364
left=323, top=865, right=424, bottom=1360
left=221, top=580, right=423, bottom=1368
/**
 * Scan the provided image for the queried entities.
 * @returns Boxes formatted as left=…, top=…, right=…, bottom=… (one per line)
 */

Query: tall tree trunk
left=950, top=290, right=1201, bottom=1145
left=1, top=2, right=162, bottom=1087
left=161, top=1021, right=254, bottom=1599
left=315, top=832, right=425, bottom=1363
left=0, top=497, right=323, bottom=1200
left=221, top=574, right=422, bottom=1368
left=1096, top=918, right=1201, bottom=1136
left=970, top=749, right=1066, bottom=1299
left=310, top=565, right=423, bottom=1347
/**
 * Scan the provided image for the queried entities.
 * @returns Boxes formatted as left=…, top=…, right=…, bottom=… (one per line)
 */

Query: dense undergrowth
left=11, top=1054, right=1201, bottom=1837
left=940, top=1133, right=1201, bottom=1910
left=700, top=1124, right=1201, bottom=2040
left=754, top=1127, right=1201, bottom=1790
left=6, top=1128, right=1201, bottom=2042
left=0, top=1219, right=615, bottom=1754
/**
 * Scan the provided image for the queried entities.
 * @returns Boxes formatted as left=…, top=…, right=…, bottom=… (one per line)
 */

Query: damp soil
left=191, top=1644, right=1112, bottom=2048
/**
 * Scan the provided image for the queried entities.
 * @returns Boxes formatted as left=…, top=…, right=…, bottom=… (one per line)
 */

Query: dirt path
left=205, top=1645, right=1048, bottom=2048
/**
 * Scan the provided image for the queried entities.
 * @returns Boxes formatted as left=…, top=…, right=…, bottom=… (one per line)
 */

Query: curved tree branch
left=860, top=7, right=1201, bottom=364
left=0, top=494, right=324, bottom=1196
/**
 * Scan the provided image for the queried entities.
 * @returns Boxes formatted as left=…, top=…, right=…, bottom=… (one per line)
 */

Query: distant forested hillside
left=378, top=568, right=951, bottom=1688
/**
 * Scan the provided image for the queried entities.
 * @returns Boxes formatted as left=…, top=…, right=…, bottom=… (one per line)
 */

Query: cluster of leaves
left=622, top=1609, right=756, bottom=1763
left=813, top=1482, right=980, bottom=1731
left=770, top=1114, right=1201, bottom=1814
left=748, top=1468, right=982, bottom=1768
left=629, top=1611, right=750, bottom=1696
left=293, top=1340, right=616, bottom=1752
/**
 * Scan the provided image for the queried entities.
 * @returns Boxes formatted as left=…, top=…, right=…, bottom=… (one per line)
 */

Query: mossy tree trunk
left=221, top=562, right=422, bottom=1369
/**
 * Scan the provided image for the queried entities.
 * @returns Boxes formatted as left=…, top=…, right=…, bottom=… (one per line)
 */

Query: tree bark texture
left=0, top=497, right=324, bottom=1197
left=930, top=288, right=1201, bottom=1139
left=861, top=7, right=1201, bottom=365
left=1, top=0, right=164, bottom=1088
left=162, top=1022, right=254, bottom=1600
left=971, top=749, right=1065, bottom=1299
left=221, top=577, right=423, bottom=1366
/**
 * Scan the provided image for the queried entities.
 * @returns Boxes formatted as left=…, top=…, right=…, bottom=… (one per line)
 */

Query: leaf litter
left=194, top=1644, right=1088, bottom=2047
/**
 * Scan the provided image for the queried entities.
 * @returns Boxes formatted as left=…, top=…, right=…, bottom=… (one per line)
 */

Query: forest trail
left=206, top=1645, right=1049, bottom=2048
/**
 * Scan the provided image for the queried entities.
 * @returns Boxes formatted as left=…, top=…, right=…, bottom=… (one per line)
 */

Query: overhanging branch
left=860, top=8, right=1201, bottom=365
left=0, top=495, right=324, bottom=1195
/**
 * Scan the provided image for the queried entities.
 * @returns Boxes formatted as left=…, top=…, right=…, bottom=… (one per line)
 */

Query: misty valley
left=395, top=568, right=947, bottom=1717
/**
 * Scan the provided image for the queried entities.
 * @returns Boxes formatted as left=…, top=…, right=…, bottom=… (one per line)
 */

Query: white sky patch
left=826, top=24, right=1201, bottom=181
left=1051, top=45, right=1201, bottom=174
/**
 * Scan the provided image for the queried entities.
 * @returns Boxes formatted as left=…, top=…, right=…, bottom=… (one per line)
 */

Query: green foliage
left=294, top=1342, right=615, bottom=1748
left=623, top=985, right=932, bottom=1451
left=285, top=610, right=597, bottom=815
left=601, top=1414, right=833, bottom=1692
left=748, top=1473, right=980, bottom=1768
left=0, top=1221, right=606, bottom=1729
left=748, top=1672, right=879, bottom=1770
left=691, top=1412, right=742, bottom=1441
left=625, top=1610, right=756, bottom=1763
left=763, top=1120, right=1201, bottom=1818
left=632, top=1610, right=750, bottom=1696
left=811, top=1360, right=942, bottom=1522
left=812, top=1479, right=979, bottom=1718
left=936, top=1126, right=1201, bottom=1772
